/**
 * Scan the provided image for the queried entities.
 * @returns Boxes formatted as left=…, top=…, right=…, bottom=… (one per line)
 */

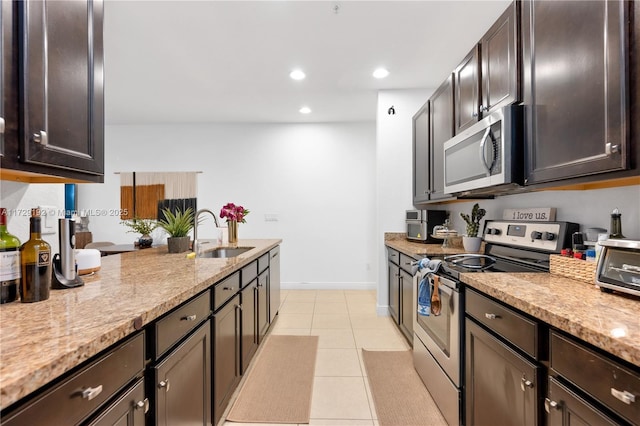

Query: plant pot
left=167, top=236, right=190, bottom=253
left=462, top=236, right=482, bottom=253
left=228, top=220, right=238, bottom=244
left=138, top=234, right=153, bottom=249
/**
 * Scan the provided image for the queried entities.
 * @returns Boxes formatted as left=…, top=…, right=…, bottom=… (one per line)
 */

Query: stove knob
left=531, top=231, right=543, bottom=240
left=492, top=228, right=501, bottom=235
left=542, top=232, right=556, bottom=241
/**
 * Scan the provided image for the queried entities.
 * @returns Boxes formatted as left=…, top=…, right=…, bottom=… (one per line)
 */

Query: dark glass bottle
left=609, top=208, right=625, bottom=239
left=19, top=209, right=51, bottom=303
left=0, top=208, right=21, bottom=304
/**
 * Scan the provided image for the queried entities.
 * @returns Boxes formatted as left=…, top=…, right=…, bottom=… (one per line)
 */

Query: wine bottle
left=0, top=208, right=21, bottom=304
left=19, top=209, right=51, bottom=303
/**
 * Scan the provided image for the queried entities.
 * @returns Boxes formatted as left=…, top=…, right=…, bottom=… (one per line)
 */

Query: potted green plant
left=121, top=217, right=158, bottom=248
left=159, top=207, right=195, bottom=253
left=460, top=203, right=486, bottom=252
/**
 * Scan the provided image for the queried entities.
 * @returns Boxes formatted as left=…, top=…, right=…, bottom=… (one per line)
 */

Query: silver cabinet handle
left=158, top=380, right=170, bottom=392
left=180, top=314, right=197, bottom=321
left=545, top=398, right=561, bottom=412
left=605, top=143, right=620, bottom=155
left=611, top=388, right=636, bottom=405
left=81, top=385, right=103, bottom=401
left=135, top=398, right=150, bottom=413
left=223, top=286, right=235, bottom=291
left=0, top=117, right=5, bottom=134
left=485, top=313, right=499, bottom=320
left=520, top=376, right=534, bottom=391
left=33, top=130, right=48, bottom=146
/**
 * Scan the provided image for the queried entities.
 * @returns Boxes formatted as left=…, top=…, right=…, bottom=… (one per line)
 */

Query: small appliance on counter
left=52, top=218, right=84, bottom=289
left=406, top=210, right=448, bottom=243
left=596, top=239, right=640, bottom=296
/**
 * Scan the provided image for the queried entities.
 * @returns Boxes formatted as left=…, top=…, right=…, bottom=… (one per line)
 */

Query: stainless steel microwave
left=596, top=239, right=640, bottom=297
left=406, top=210, right=448, bottom=243
left=443, top=105, right=523, bottom=195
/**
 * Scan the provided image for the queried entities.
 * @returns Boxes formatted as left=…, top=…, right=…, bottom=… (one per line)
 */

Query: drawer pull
left=135, top=398, right=150, bottom=413
left=81, top=385, right=103, bottom=401
left=611, top=388, right=636, bottom=405
left=545, top=398, right=561, bottom=412
left=181, top=314, right=197, bottom=321
left=223, top=286, right=235, bottom=291
left=158, top=380, right=170, bottom=392
left=520, top=376, right=534, bottom=391
left=485, top=313, right=499, bottom=320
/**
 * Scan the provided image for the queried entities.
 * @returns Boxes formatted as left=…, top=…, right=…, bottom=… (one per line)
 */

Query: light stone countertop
left=384, top=235, right=640, bottom=369
left=384, top=232, right=471, bottom=258
left=0, top=239, right=281, bottom=411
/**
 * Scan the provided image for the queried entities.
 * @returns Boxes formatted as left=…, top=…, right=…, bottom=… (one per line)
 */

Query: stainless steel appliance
left=406, top=209, right=448, bottom=243
left=443, top=105, right=523, bottom=196
left=412, top=219, right=578, bottom=426
left=596, top=239, right=640, bottom=296
left=52, top=218, right=84, bottom=289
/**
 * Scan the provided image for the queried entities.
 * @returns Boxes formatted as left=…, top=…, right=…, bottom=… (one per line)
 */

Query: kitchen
left=1, top=1, right=639, bottom=426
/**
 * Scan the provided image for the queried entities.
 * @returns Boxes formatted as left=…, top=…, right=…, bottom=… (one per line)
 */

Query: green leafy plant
left=121, top=217, right=158, bottom=236
left=460, top=203, right=486, bottom=238
left=158, top=207, right=195, bottom=238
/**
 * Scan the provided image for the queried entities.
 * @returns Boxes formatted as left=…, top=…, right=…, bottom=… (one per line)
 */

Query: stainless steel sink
left=198, top=247, right=254, bottom=258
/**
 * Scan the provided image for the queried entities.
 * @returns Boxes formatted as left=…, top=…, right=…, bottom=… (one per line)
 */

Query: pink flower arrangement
left=220, top=203, right=250, bottom=223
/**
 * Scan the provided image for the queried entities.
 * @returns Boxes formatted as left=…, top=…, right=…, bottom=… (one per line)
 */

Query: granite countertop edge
left=0, top=239, right=281, bottom=411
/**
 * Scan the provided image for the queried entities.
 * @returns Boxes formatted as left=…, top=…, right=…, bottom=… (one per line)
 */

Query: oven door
left=413, top=272, right=462, bottom=386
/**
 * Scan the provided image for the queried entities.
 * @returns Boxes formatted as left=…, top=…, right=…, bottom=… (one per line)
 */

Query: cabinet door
left=481, top=1, right=519, bottom=115
left=19, top=0, right=104, bottom=175
left=466, top=319, right=541, bottom=426
left=522, top=0, right=628, bottom=184
left=213, top=294, right=241, bottom=426
left=155, top=321, right=211, bottom=426
left=413, top=102, right=431, bottom=204
left=86, top=378, right=147, bottom=426
left=388, top=261, right=400, bottom=324
left=429, top=75, right=454, bottom=200
left=0, top=0, right=4, bottom=157
left=546, top=377, right=620, bottom=426
left=399, top=268, right=414, bottom=343
left=257, top=270, right=270, bottom=343
left=240, top=281, right=258, bottom=374
left=454, top=46, right=481, bottom=135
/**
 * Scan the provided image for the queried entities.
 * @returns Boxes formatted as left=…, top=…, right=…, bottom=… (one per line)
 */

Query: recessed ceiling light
left=373, top=68, right=390, bottom=79
left=290, top=69, right=306, bottom=80
left=299, top=106, right=312, bottom=114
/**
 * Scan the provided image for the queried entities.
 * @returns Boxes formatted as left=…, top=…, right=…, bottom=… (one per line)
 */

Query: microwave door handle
left=479, top=127, right=493, bottom=175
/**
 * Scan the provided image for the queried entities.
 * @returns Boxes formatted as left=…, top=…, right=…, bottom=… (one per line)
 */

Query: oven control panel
left=483, top=220, right=579, bottom=252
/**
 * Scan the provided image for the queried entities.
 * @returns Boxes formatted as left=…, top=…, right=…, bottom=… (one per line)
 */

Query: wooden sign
left=502, top=208, right=556, bottom=222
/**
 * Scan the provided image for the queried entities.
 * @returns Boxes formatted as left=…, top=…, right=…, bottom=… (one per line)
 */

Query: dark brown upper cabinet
left=454, top=46, right=481, bottom=135
left=1, top=0, right=104, bottom=183
left=481, top=2, right=520, bottom=116
left=522, top=0, right=629, bottom=185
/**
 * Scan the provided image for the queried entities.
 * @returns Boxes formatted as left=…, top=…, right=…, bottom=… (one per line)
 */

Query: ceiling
left=104, top=0, right=511, bottom=124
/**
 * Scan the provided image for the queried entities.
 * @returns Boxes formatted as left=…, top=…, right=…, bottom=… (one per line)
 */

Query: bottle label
left=0, top=250, right=21, bottom=281
left=38, top=251, right=51, bottom=267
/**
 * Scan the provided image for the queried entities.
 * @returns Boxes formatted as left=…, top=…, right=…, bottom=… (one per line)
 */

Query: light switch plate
left=38, top=205, right=58, bottom=235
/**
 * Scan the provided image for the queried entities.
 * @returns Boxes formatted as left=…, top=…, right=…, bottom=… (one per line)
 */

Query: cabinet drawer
left=241, top=261, right=258, bottom=288
left=387, top=248, right=399, bottom=265
left=156, top=290, right=211, bottom=358
left=86, top=377, right=146, bottom=426
left=214, top=272, right=240, bottom=311
left=399, top=253, right=415, bottom=272
left=2, top=333, right=144, bottom=426
left=258, top=253, right=269, bottom=273
left=466, top=288, right=538, bottom=358
left=550, top=331, right=640, bottom=425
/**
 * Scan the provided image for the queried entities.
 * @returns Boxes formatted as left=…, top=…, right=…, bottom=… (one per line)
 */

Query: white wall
left=78, top=122, right=377, bottom=289
left=375, top=89, right=431, bottom=313
left=0, top=180, right=65, bottom=254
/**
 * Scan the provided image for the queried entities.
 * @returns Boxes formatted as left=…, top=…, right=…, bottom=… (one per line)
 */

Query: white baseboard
left=281, top=282, right=377, bottom=290
left=376, top=305, right=390, bottom=316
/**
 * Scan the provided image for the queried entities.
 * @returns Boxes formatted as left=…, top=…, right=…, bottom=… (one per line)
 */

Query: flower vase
left=138, top=234, right=153, bottom=249
left=462, top=236, right=482, bottom=253
left=228, top=220, right=238, bottom=244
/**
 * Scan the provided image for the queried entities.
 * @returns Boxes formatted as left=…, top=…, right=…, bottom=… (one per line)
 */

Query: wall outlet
left=264, top=214, right=279, bottom=222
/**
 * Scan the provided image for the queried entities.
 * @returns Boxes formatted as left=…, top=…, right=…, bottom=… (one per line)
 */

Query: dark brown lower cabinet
left=154, top=321, right=211, bottom=426
left=213, top=294, right=241, bottom=426
left=86, top=378, right=147, bottom=426
left=465, top=319, right=542, bottom=426
left=241, top=281, right=259, bottom=374
left=546, top=377, right=620, bottom=426
left=257, top=270, right=270, bottom=343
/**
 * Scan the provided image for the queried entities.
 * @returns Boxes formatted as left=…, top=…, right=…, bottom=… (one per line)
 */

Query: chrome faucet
left=193, top=209, right=221, bottom=253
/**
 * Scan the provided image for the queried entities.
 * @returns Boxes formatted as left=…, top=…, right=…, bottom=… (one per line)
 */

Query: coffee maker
left=52, top=186, right=83, bottom=289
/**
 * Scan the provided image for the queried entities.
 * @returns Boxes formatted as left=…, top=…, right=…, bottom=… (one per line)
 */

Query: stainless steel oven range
left=412, top=219, right=579, bottom=426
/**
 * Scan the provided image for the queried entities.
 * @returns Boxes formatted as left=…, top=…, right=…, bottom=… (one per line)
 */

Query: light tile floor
left=222, top=289, right=412, bottom=426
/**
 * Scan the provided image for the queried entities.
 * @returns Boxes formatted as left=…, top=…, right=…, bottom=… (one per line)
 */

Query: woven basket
left=549, top=254, right=597, bottom=284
